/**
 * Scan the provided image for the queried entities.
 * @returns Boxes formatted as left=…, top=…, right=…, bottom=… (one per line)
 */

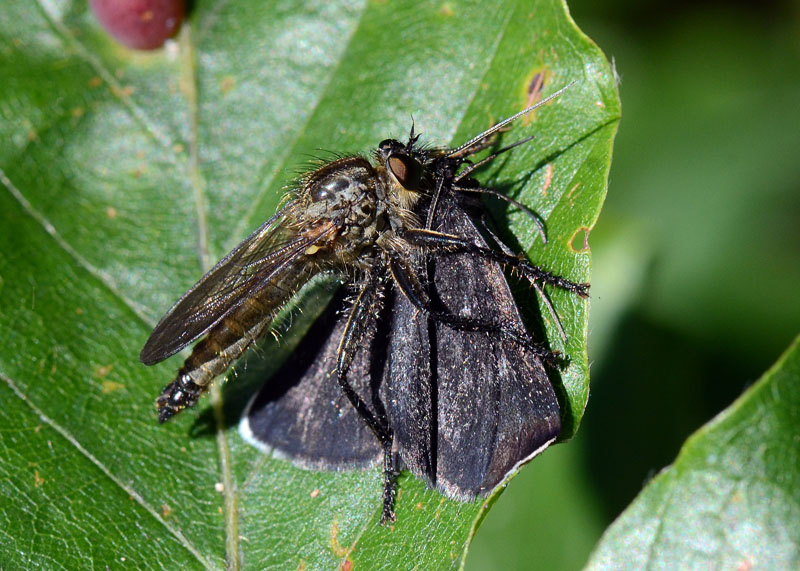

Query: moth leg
left=404, top=228, right=590, bottom=298
left=452, top=136, right=535, bottom=182
left=335, top=270, right=397, bottom=524
left=389, top=255, right=558, bottom=366
left=453, top=184, right=547, bottom=244
left=425, top=173, right=448, bottom=230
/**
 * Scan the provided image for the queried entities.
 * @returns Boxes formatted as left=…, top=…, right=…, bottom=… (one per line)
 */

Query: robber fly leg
left=389, top=255, right=559, bottom=367
left=405, top=228, right=590, bottom=298
left=335, top=268, right=397, bottom=524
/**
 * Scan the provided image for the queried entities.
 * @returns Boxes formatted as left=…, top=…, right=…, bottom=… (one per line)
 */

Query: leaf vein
left=0, top=168, right=154, bottom=328
left=0, top=372, right=215, bottom=570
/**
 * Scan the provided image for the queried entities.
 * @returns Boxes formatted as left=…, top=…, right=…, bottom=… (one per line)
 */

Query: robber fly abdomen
left=155, top=264, right=310, bottom=421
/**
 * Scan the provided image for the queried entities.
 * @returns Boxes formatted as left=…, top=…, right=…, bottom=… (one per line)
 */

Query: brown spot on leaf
left=33, top=470, right=45, bottom=488
left=101, top=380, right=125, bottom=394
left=438, top=3, right=455, bottom=17
left=568, top=227, right=590, bottom=253
left=220, top=75, right=235, bottom=94
left=111, top=85, right=135, bottom=98
left=96, top=364, right=114, bottom=378
left=522, top=67, right=549, bottom=125
left=542, top=163, right=553, bottom=196
left=432, top=496, right=448, bottom=521
left=330, top=519, right=348, bottom=557
left=131, top=163, right=147, bottom=178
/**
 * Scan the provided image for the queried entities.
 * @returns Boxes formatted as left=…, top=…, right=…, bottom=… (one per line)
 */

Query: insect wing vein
left=141, top=208, right=310, bottom=364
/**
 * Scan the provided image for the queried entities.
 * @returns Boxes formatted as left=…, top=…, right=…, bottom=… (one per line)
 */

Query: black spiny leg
left=404, top=228, right=590, bottom=298
left=335, top=269, right=397, bottom=524
left=389, top=255, right=559, bottom=366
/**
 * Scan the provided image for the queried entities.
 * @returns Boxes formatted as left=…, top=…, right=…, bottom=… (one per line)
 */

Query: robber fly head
left=377, top=138, right=425, bottom=193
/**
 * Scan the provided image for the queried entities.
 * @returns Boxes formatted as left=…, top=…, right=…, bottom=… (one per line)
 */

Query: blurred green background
left=466, top=0, right=800, bottom=569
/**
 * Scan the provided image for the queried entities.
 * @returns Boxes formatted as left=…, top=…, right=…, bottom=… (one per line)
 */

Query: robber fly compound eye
left=386, top=153, right=423, bottom=191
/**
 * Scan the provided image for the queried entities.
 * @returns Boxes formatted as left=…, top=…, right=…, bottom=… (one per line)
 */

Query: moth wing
left=383, top=196, right=561, bottom=498
left=379, top=286, right=435, bottom=485
left=240, top=290, right=383, bottom=469
left=141, top=207, right=317, bottom=365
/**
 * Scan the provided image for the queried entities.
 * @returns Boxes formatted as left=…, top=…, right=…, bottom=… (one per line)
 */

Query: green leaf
left=0, top=0, right=618, bottom=568
left=586, top=335, right=800, bottom=570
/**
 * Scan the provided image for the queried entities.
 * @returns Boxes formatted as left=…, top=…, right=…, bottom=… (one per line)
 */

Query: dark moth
left=140, top=84, right=588, bottom=522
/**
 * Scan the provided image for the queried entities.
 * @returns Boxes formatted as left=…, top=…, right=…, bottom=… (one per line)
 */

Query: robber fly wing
left=140, top=207, right=305, bottom=365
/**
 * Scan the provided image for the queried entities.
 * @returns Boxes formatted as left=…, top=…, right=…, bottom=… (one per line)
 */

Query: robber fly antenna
left=446, top=81, right=575, bottom=159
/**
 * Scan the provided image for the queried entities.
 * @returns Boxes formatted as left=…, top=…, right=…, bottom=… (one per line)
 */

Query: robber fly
left=140, top=83, right=588, bottom=523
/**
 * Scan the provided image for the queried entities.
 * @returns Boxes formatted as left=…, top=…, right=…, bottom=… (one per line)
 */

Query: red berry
left=90, top=0, right=184, bottom=50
